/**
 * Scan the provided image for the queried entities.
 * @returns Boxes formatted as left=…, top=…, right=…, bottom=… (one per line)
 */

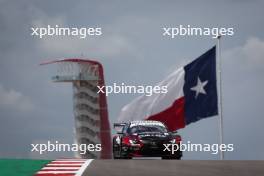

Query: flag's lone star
left=190, top=77, right=208, bottom=98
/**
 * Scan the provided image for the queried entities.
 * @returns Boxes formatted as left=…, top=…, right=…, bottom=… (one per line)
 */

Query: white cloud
left=242, top=37, right=264, bottom=63
left=31, top=12, right=136, bottom=58
left=223, top=37, right=264, bottom=68
left=38, top=34, right=134, bottom=58
left=0, top=84, right=34, bottom=111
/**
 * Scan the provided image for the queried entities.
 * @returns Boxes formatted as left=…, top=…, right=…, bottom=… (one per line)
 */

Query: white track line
left=37, top=171, right=77, bottom=174
left=51, top=160, right=85, bottom=163
left=75, top=159, right=94, bottom=176
left=56, top=159, right=86, bottom=160
left=42, top=167, right=80, bottom=170
left=47, top=163, right=83, bottom=166
left=36, top=159, right=93, bottom=175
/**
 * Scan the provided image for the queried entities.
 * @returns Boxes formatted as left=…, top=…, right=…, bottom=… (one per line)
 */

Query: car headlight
left=115, top=137, right=121, bottom=144
left=129, top=139, right=137, bottom=144
left=169, top=139, right=176, bottom=143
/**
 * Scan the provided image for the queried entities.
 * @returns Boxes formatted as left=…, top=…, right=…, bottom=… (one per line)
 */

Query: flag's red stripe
left=147, top=97, right=185, bottom=131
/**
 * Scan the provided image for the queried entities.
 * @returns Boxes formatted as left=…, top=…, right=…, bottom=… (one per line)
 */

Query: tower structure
left=41, top=59, right=112, bottom=159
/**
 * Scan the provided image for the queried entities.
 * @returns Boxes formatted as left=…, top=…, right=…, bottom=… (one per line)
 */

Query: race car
left=113, top=120, right=182, bottom=159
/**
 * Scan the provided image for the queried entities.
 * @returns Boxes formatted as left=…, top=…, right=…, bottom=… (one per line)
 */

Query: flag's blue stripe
left=183, top=46, right=218, bottom=125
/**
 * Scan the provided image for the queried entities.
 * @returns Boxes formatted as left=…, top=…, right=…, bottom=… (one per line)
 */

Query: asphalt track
left=83, top=160, right=264, bottom=176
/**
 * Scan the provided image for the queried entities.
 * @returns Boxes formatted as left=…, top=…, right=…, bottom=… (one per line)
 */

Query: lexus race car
left=113, top=120, right=182, bottom=159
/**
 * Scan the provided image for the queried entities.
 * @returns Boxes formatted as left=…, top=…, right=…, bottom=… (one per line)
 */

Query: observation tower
left=41, top=59, right=112, bottom=159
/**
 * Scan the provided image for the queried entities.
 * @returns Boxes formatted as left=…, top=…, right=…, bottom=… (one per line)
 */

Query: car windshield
left=128, top=125, right=167, bottom=134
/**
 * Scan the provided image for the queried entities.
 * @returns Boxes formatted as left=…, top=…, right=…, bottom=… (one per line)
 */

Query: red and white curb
left=35, top=159, right=93, bottom=176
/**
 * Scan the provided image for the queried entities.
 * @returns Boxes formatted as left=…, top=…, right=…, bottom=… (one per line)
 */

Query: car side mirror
left=114, top=123, right=126, bottom=134
left=170, top=131, right=178, bottom=135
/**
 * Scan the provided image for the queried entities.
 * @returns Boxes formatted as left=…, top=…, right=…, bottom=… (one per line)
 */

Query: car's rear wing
left=113, top=123, right=127, bottom=134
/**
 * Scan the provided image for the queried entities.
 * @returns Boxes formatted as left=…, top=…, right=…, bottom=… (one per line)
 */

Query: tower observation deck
left=41, top=59, right=112, bottom=159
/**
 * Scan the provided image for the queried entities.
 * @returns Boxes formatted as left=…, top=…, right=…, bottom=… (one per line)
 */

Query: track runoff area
left=33, top=159, right=264, bottom=176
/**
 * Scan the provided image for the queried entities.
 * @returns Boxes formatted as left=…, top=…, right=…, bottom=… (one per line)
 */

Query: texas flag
left=118, top=46, right=218, bottom=131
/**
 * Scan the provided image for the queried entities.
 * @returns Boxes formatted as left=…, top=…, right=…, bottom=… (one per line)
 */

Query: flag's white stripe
left=47, top=163, right=82, bottom=166
left=37, top=171, right=77, bottom=174
left=42, top=167, right=80, bottom=170
left=118, top=67, right=185, bottom=122
left=75, top=159, right=94, bottom=176
left=149, top=67, right=185, bottom=115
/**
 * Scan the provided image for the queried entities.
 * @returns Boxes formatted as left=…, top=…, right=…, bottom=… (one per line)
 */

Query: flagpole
left=217, top=35, right=224, bottom=160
